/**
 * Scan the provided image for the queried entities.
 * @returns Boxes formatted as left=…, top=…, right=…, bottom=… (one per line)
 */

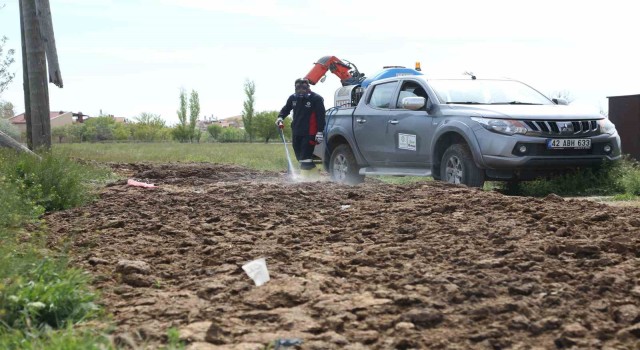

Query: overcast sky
left=1, top=0, right=639, bottom=124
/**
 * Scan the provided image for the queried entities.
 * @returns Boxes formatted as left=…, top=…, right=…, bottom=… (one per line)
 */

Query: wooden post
left=35, top=0, right=62, bottom=88
left=19, top=0, right=32, bottom=149
left=20, top=0, right=51, bottom=150
left=0, top=130, right=42, bottom=159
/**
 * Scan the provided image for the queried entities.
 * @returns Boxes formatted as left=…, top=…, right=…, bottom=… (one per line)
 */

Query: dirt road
left=46, top=163, right=640, bottom=349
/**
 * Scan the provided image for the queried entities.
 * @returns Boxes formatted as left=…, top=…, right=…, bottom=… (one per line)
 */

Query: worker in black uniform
left=276, top=78, right=326, bottom=177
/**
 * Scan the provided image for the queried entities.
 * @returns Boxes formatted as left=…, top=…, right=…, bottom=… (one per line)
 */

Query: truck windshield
left=429, top=79, right=553, bottom=105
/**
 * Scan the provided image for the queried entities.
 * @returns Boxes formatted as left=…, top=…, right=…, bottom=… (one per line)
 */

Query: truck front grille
left=524, top=120, right=599, bottom=136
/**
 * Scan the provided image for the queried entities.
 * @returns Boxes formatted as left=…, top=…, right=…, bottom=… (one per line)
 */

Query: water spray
left=278, top=126, right=297, bottom=180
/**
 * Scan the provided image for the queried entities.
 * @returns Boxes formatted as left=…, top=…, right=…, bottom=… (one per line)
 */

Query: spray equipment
left=277, top=125, right=296, bottom=178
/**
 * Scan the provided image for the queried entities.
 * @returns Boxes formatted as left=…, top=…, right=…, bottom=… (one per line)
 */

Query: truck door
left=385, top=80, right=435, bottom=166
left=353, top=80, right=399, bottom=164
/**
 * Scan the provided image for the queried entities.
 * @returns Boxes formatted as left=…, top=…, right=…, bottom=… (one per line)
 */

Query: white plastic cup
left=242, top=258, right=270, bottom=286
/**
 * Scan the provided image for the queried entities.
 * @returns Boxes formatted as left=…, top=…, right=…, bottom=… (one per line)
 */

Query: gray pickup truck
left=315, top=76, right=621, bottom=187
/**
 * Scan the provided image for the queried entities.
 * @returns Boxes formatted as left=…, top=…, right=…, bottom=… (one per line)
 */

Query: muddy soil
left=46, top=163, right=640, bottom=349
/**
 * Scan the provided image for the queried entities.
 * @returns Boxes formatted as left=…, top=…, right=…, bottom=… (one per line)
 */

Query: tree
left=242, top=79, right=256, bottom=142
left=254, top=110, right=284, bottom=143
left=219, top=127, right=246, bottom=143
left=113, top=123, right=130, bottom=141
left=0, top=35, right=15, bottom=96
left=207, top=123, right=222, bottom=141
left=172, top=88, right=200, bottom=143
left=68, top=123, right=85, bottom=142
left=83, top=116, right=116, bottom=141
left=132, top=112, right=168, bottom=142
left=134, top=112, right=166, bottom=127
left=0, top=100, right=14, bottom=119
left=51, top=125, right=69, bottom=143
left=0, top=6, right=18, bottom=150
left=189, top=89, right=200, bottom=143
left=172, top=88, right=190, bottom=142
left=177, top=89, right=187, bottom=127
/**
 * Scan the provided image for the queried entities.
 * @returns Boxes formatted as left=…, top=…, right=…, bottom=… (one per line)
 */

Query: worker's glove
left=275, top=117, right=284, bottom=129
left=315, top=132, right=323, bottom=144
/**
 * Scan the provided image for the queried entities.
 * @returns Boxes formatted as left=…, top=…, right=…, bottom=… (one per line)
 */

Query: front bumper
left=473, top=128, right=622, bottom=170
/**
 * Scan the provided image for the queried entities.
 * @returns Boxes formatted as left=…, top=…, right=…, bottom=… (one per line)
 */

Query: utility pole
left=19, top=0, right=61, bottom=150
left=37, top=0, right=62, bottom=88
left=19, top=0, right=32, bottom=147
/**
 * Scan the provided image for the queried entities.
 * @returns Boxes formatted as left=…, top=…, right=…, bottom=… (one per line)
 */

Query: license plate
left=547, top=138, right=591, bottom=149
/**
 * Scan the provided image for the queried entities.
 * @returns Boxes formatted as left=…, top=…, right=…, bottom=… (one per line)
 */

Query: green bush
left=219, top=127, right=246, bottom=143
left=0, top=326, right=114, bottom=350
left=499, top=158, right=640, bottom=197
left=0, top=259, right=99, bottom=330
left=0, top=150, right=113, bottom=347
left=0, top=179, right=42, bottom=229
left=618, top=161, right=640, bottom=195
left=207, top=124, right=222, bottom=141
left=0, top=150, right=105, bottom=212
left=0, top=228, right=104, bottom=347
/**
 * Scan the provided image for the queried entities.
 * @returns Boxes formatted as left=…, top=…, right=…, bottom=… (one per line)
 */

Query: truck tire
left=330, top=144, right=364, bottom=185
left=431, top=164, right=441, bottom=180
left=440, top=144, right=485, bottom=188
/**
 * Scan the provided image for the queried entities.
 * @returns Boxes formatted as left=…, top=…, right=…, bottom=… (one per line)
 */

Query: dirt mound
left=46, top=163, right=640, bottom=349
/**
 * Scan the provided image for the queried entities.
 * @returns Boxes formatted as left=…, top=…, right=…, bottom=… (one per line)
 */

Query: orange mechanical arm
left=305, top=56, right=357, bottom=85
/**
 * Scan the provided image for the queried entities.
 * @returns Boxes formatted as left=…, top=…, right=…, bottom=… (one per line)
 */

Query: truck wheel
left=440, top=144, right=485, bottom=188
left=431, top=164, right=441, bottom=180
left=330, top=144, right=364, bottom=185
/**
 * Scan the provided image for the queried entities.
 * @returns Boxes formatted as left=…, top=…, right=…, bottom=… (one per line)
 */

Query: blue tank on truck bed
left=360, top=66, right=424, bottom=88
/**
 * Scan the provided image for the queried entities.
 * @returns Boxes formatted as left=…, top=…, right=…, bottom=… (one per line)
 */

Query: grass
left=55, top=143, right=438, bottom=184
left=0, top=149, right=188, bottom=348
left=0, top=326, right=114, bottom=350
left=0, top=229, right=111, bottom=349
left=164, top=328, right=185, bottom=350
left=55, top=143, right=640, bottom=200
left=618, top=157, right=640, bottom=196
left=54, top=142, right=293, bottom=172
left=497, top=157, right=640, bottom=198
left=0, top=259, right=100, bottom=330
left=0, top=150, right=113, bottom=212
left=373, top=175, right=432, bottom=184
left=0, top=150, right=112, bottom=348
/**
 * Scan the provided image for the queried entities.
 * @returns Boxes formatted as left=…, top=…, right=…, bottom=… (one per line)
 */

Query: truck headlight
left=597, top=119, right=616, bottom=135
left=471, top=117, right=528, bottom=135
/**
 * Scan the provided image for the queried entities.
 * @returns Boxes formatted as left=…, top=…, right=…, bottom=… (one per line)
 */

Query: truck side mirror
left=425, top=99, right=434, bottom=113
left=552, top=98, right=568, bottom=105
left=402, top=97, right=426, bottom=110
